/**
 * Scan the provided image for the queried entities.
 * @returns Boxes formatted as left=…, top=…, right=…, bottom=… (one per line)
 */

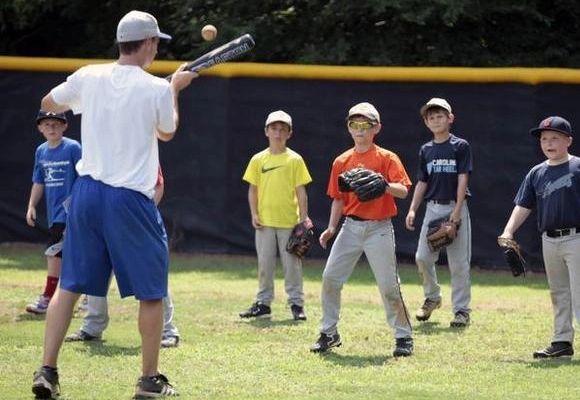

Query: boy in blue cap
left=500, top=116, right=580, bottom=359
left=25, top=110, right=80, bottom=314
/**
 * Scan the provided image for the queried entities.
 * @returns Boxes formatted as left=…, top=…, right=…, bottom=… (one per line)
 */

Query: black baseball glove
left=338, top=167, right=388, bottom=202
left=497, top=237, right=526, bottom=277
left=426, top=215, right=460, bottom=252
left=286, top=219, right=314, bottom=258
left=338, top=168, right=369, bottom=192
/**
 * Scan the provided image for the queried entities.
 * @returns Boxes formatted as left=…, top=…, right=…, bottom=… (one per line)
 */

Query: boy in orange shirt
left=310, top=102, right=414, bottom=357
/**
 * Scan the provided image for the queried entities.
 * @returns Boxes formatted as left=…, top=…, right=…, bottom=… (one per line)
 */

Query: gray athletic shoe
left=64, top=330, right=101, bottom=342
left=32, top=366, right=60, bottom=400
left=450, top=311, right=470, bottom=328
left=415, top=298, right=441, bottom=321
left=133, top=373, right=178, bottom=398
left=161, top=335, right=180, bottom=348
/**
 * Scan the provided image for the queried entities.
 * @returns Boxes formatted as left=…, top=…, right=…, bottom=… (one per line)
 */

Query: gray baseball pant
left=255, top=227, right=304, bottom=307
left=319, top=218, right=412, bottom=339
left=542, top=231, right=580, bottom=343
left=415, top=201, right=472, bottom=314
left=81, top=292, right=179, bottom=338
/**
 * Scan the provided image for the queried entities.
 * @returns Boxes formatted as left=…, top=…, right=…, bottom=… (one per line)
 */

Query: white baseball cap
left=420, top=98, right=452, bottom=117
left=116, top=10, right=172, bottom=43
left=347, top=102, right=380, bottom=123
left=265, top=110, right=292, bottom=128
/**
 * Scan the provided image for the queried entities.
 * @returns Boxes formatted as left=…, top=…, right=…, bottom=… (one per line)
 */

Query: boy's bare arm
left=405, top=181, right=427, bottom=230
left=248, top=184, right=262, bottom=229
left=295, top=185, right=309, bottom=222
left=26, top=183, right=44, bottom=227
left=386, top=182, right=408, bottom=199
left=499, top=206, right=532, bottom=238
left=319, top=198, right=343, bottom=249
left=153, top=181, right=164, bottom=206
left=450, top=173, right=469, bottom=223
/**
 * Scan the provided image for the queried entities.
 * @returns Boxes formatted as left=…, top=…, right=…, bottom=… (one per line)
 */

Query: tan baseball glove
left=497, top=237, right=526, bottom=277
left=426, top=215, right=460, bottom=252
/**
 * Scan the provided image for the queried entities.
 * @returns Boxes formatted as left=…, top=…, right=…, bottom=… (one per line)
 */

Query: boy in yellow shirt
left=240, top=110, right=313, bottom=320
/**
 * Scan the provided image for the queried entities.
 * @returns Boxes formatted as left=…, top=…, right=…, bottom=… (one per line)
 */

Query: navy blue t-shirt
left=416, top=134, right=472, bottom=201
left=32, top=137, right=81, bottom=226
left=514, top=155, right=580, bottom=232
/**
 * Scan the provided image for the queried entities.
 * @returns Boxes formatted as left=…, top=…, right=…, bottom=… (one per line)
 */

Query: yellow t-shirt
left=243, top=148, right=312, bottom=228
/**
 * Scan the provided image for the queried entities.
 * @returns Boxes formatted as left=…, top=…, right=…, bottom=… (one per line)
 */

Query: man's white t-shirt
left=51, top=63, right=175, bottom=198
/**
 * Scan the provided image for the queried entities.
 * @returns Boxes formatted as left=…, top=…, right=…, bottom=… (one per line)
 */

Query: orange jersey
left=327, top=144, right=411, bottom=220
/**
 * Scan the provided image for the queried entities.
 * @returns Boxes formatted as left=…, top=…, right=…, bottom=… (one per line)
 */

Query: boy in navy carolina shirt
left=405, top=98, right=473, bottom=328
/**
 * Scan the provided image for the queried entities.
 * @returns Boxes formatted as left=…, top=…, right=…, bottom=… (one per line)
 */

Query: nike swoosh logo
left=261, top=166, right=283, bottom=173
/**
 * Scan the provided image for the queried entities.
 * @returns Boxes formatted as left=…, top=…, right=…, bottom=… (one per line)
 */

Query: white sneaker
left=26, top=294, right=50, bottom=314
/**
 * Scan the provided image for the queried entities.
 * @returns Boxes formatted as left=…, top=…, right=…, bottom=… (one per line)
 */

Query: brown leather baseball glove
left=426, top=215, right=460, bottom=252
left=497, top=237, right=526, bottom=277
left=286, top=219, right=314, bottom=258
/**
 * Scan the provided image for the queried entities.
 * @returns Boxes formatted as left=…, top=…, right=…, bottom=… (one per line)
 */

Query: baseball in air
left=201, top=24, right=217, bottom=41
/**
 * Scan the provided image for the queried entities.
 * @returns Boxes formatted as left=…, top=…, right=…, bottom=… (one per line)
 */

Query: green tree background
left=1, top=0, right=580, bottom=66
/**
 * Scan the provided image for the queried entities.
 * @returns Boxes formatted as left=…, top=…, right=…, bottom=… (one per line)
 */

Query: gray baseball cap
left=265, top=110, right=292, bottom=128
left=420, top=98, right=452, bottom=117
left=116, top=10, right=172, bottom=43
left=347, top=102, right=381, bottom=123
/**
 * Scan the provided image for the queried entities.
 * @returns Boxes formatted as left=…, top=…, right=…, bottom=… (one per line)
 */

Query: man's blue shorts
left=60, top=176, right=169, bottom=300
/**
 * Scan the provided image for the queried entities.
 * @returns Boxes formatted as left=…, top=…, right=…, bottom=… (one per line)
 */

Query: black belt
left=545, top=227, right=580, bottom=238
left=346, top=215, right=370, bottom=221
left=430, top=200, right=452, bottom=205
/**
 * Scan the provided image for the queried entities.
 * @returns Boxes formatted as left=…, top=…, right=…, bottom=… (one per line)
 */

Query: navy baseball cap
left=36, top=110, right=67, bottom=124
left=529, top=116, right=572, bottom=137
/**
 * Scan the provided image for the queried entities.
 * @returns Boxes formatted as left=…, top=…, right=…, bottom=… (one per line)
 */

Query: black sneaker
left=533, top=341, right=574, bottom=359
left=239, top=302, right=271, bottom=319
left=290, top=304, right=307, bottom=321
left=310, top=333, right=342, bottom=353
left=133, top=373, right=178, bottom=399
left=64, top=329, right=101, bottom=342
left=393, top=337, right=414, bottom=357
left=32, top=366, right=60, bottom=399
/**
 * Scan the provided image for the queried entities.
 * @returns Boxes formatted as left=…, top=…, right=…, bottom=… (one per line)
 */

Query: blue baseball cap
left=529, top=116, right=572, bottom=137
left=36, top=110, right=67, bottom=124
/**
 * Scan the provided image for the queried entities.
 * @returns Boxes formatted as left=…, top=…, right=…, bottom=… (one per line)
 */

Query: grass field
left=1, top=242, right=580, bottom=400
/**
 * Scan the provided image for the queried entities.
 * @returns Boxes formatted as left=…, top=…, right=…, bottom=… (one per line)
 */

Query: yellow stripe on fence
left=1, top=56, right=580, bottom=85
